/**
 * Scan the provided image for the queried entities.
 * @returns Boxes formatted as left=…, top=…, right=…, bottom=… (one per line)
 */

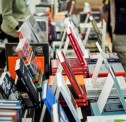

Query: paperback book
left=15, top=58, right=39, bottom=107
left=0, top=71, right=21, bottom=100
left=42, top=80, right=69, bottom=122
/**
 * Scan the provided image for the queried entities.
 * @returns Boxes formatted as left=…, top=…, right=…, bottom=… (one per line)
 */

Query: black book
left=15, top=58, right=40, bottom=107
left=0, top=71, right=21, bottom=100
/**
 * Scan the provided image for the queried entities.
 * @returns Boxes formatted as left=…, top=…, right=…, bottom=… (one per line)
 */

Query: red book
left=57, top=51, right=88, bottom=102
left=67, top=27, right=87, bottom=67
left=51, top=58, right=88, bottom=76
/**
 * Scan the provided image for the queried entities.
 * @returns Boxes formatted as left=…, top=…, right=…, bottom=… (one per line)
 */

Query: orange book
left=48, top=75, right=84, bottom=86
left=8, top=56, right=19, bottom=80
left=8, top=56, right=44, bottom=80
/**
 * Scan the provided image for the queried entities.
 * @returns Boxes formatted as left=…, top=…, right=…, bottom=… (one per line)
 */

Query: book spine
left=57, top=51, right=87, bottom=101
left=15, top=69, right=39, bottom=107
left=67, top=27, right=87, bottom=67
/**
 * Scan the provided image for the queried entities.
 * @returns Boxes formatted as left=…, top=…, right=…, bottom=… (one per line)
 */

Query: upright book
left=15, top=58, right=39, bottom=107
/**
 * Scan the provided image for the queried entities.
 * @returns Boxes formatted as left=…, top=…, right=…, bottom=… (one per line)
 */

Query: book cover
left=0, top=71, right=21, bottom=100
left=42, top=80, right=69, bottom=122
left=35, top=16, right=49, bottom=42
left=26, top=15, right=46, bottom=43
left=17, top=22, right=38, bottom=43
left=57, top=72, right=82, bottom=122
left=6, top=43, right=49, bottom=79
left=42, top=80, right=57, bottom=113
left=67, top=27, right=87, bottom=67
left=57, top=51, right=87, bottom=101
left=88, top=63, right=126, bottom=77
left=51, top=58, right=89, bottom=77
left=15, top=58, right=39, bottom=107
left=85, top=76, right=126, bottom=99
left=90, top=52, right=119, bottom=63
left=51, top=102, right=69, bottom=122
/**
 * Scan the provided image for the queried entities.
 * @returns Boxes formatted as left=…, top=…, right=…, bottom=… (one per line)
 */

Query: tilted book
left=17, top=22, right=38, bottom=43
left=15, top=58, right=39, bottom=107
left=42, top=80, right=69, bottom=122
left=57, top=72, right=82, bottom=122
left=15, top=38, right=40, bottom=82
left=57, top=51, right=88, bottom=104
left=67, top=27, right=87, bottom=67
left=0, top=71, right=21, bottom=100
left=26, top=15, right=46, bottom=43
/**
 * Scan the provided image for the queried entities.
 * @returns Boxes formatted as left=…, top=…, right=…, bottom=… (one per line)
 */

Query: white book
left=56, top=72, right=82, bottom=122
left=87, top=115, right=126, bottom=122
left=85, top=76, right=126, bottom=99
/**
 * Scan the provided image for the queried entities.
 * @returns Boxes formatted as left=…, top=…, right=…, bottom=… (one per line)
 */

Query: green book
left=114, top=120, right=126, bottom=122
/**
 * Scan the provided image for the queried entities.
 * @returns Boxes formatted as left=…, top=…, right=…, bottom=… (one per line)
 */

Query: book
left=17, top=21, right=38, bottom=43
left=87, top=115, right=126, bottom=122
left=67, top=27, right=87, bottom=67
left=15, top=58, right=39, bottom=107
left=56, top=72, right=82, bottom=122
left=6, top=43, right=49, bottom=79
left=84, top=76, right=126, bottom=99
left=35, top=16, right=49, bottom=42
left=51, top=58, right=88, bottom=77
left=0, top=71, right=21, bottom=100
left=0, top=110, right=18, bottom=122
left=26, top=15, right=46, bottom=43
left=57, top=51, right=88, bottom=103
left=15, top=38, right=32, bottom=64
left=15, top=38, right=40, bottom=82
left=0, top=100, right=21, bottom=122
left=88, top=63, right=126, bottom=77
left=51, top=102, right=69, bottom=122
left=42, top=80, right=69, bottom=122
left=89, top=52, right=119, bottom=63
left=42, top=80, right=57, bottom=113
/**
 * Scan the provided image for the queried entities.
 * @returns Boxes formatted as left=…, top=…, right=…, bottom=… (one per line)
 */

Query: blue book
left=42, top=81, right=69, bottom=122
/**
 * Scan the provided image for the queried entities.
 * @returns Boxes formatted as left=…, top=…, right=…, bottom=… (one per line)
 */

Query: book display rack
left=1, top=1, right=126, bottom=122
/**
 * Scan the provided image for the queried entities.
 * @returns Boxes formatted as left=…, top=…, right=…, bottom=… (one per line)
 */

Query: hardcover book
left=57, top=72, right=82, bottom=122
left=0, top=71, right=21, bottom=100
left=57, top=51, right=88, bottom=104
left=88, top=63, right=126, bottom=77
left=15, top=58, right=39, bottom=107
left=89, top=52, right=119, bottom=63
left=84, top=76, right=126, bottom=99
left=42, top=80, right=69, bottom=122
left=66, top=27, right=87, bottom=67
left=51, top=58, right=89, bottom=77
